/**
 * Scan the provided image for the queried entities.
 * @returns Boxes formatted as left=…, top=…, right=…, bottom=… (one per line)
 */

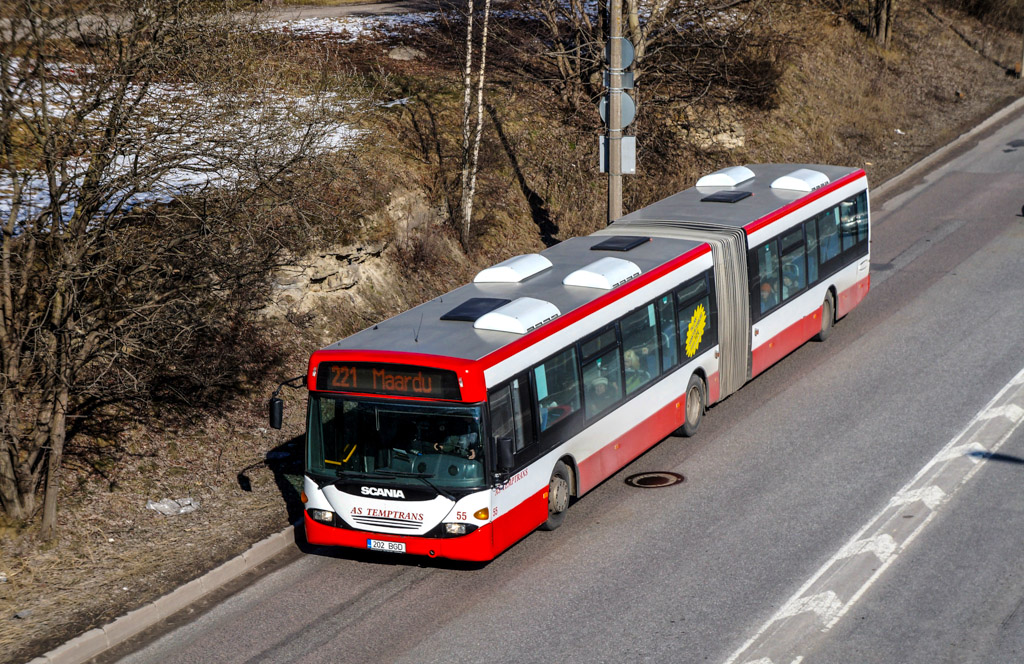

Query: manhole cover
left=624, top=471, right=684, bottom=488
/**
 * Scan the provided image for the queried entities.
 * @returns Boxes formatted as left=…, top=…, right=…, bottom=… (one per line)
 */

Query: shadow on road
left=968, top=450, right=1024, bottom=465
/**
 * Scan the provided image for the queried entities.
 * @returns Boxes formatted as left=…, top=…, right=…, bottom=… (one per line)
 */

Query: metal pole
left=1018, top=18, right=1023, bottom=79
left=607, top=0, right=623, bottom=223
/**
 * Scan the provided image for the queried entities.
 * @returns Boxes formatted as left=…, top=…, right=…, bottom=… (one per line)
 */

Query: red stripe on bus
left=837, top=273, right=871, bottom=318
left=743, top=170, right=866, bottom=236
left=478, top=244, right=713, bottom=373
left=491, top=486, right=550, bottom=555
left=751, top=275, right=870, bottom=377
left=575, top=373, right=719, bottom=494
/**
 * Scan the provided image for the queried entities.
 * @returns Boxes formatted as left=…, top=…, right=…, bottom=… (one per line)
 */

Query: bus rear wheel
left=815, top=292, right=835, bottom=342
left=677, top=374, right=705, bottom=438
left=540, top=461, right=571, bottom=531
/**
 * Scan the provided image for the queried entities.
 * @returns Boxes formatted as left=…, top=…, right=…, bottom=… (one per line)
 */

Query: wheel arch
left=558, top=454, right=579, bottom=498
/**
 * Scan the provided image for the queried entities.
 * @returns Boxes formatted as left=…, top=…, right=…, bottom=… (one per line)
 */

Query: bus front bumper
left=303, top=512, right=496, bottom=562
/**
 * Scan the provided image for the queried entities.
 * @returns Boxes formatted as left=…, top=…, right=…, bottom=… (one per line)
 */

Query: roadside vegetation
left=1, top=0, right=1022, bottom=660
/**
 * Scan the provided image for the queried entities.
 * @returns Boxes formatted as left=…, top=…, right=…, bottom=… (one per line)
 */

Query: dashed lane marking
left=723, top=363, right=1024, bottom=664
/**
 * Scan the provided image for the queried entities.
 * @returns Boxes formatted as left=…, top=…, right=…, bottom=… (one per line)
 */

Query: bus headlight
left=444, top=523, right=468, bottom=536
left=308, top=509, right=335, bottom=525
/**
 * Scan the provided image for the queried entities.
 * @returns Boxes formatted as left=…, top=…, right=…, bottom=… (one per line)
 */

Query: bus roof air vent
left=562, top=257, right=641, bottom=290
left=590, top=235, right=649, bottom=252
left=440, top=297, right=512, bottom=322
left=695, top=165, right=755, bottom=188
left=701, top=190, right=752, bottom=203
left=473, top=297, right=561, bottom=334
left=473, top=253, right=553, bottom=283
left=770, top=168, right=830, bottom=192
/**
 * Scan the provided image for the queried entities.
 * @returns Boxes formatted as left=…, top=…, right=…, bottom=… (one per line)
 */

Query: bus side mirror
left=269, top=397, right=283, bottom=430
left=496, top=436, right=514, bottom=472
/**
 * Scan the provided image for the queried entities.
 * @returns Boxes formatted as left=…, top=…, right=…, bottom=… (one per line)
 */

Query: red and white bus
left=271, top=163, right=870, bottom=562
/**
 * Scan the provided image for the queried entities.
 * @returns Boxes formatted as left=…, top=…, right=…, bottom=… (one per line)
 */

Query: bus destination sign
left=316, top=362, right=462, bottom=400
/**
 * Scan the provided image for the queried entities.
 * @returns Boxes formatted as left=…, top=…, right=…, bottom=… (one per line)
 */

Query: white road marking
left=836, top=533, right=897, bottom=563
left=725, top=364, right=1024, bottom=664
left=774, top=591, right=845, bottom=624
left=978, top=403, right=1024, bottom=423
left=889, top=485, right=947, bottom=510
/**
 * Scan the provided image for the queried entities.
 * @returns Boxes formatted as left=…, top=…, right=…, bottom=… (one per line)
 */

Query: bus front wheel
left=816, top=292, right=835, bottom=342
left=677, top=374, right=705, bottom=438
left=540, top=461, right=571, bottom=531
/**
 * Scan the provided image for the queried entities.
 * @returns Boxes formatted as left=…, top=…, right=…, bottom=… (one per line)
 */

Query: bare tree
left=0, top=0, right=345, bottom=536
left=458, top=0, right=493, bottom=248
left=457, top=0, right=494, bottom=249
left=869, top=0, right=896, bottom=46
left=527, top=0, right=774, bottom=110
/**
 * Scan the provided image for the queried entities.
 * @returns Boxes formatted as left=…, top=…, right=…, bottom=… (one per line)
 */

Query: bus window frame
left=487, top=372, right=539, bottom=471
left=530, top=346, right=584, bottom=450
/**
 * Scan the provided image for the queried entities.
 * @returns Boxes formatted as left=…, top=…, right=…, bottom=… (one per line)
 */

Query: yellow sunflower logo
left=685, top=304, right=706, bottom=357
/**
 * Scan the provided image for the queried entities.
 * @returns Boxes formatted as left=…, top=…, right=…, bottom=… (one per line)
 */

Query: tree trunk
left=39, top=382, right=69, bottom=540
left=458, top=0, right=476, bottom=248
left=460, top=0, right=492, bottom=249
left=869, top=0, right=894, bottom=47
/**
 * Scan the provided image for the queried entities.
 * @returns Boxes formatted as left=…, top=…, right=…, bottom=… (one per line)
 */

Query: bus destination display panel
left=316, top=362, right=461, bottom=400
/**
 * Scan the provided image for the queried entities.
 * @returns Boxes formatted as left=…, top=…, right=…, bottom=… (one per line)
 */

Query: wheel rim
left=686, top=384, right=701, bottom=424
left=549, top=474, right=569, bottom=514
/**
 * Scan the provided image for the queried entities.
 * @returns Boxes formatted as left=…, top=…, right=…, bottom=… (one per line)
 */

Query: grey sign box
left=599, top=136, right=636, bottom=174
left=603, top=71, right=634, bottom=89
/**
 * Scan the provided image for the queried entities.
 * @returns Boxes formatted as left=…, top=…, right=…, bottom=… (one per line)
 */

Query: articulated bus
left=271, top=164, right=871, bottom=561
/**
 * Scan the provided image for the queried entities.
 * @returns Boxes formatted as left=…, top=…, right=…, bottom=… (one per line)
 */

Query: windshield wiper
left=383, top=470, right=456, bottom=502
left=333, top=470, right=397, bottom=484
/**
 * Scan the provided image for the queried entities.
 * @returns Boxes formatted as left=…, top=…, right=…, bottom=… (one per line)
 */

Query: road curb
left=29, top=524, right=297, bottom=664
left=873, top=95, right=1024, bottom=199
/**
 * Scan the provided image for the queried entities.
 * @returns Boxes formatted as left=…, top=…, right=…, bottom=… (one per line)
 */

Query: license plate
left=367, top=539, right=406, bottom=554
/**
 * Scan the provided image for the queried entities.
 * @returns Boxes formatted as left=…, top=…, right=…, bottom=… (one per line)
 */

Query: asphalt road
left=108, top=108, right=1024, bottom=664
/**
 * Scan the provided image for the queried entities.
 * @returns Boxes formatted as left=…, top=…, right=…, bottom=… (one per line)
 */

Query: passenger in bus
left=587, top=376, right=618, bottom=415
left=760, top=281, right=778, bottom=311
left=435, top=432, right=481, bottom=460
left=624, top=349, right=650, bottom=392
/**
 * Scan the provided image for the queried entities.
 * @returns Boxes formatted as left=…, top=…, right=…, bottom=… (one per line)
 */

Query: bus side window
left=657, top=293, right=678, bottom=372
left=580, top=326, right=622, bottom=420
left=855, top=192, right=869, bottom=244
left=621, top=303, right=659, bottom=395
left=779, top=226, right=806, bottom=302
left=488, top=378, right=533, bottom=454
left=818, top=208, right=841, bottom=264
left=757, top=242, right=781, bottom=314
left=839, top=200, right=858, bottom=252
left=677, top=272, right=716, bottom=359
left=533, top=347, right=581, bottom=432
left=581, top=349, right=622, bottom=419
left=804, top=219, right=819, bottom=285
left=510, top=378, right=533, bottom=452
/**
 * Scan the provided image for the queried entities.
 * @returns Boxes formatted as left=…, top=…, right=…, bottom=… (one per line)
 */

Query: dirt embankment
left=2, top=2, right=1023, bottom=663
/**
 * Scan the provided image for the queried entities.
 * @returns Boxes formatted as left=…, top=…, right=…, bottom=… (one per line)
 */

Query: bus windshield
left=307, top=394, right=486, bottom=490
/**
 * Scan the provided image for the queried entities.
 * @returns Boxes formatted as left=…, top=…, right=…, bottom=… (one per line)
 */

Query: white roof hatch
left=474, top=253, right=553, bottom=283
left=695, top=165, right=755, bottom=188
left=562, top=257, right=641, bottom=290
left=770, top=168, right=830, bottom=192
left=473, top=297, right=560, bottom=334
